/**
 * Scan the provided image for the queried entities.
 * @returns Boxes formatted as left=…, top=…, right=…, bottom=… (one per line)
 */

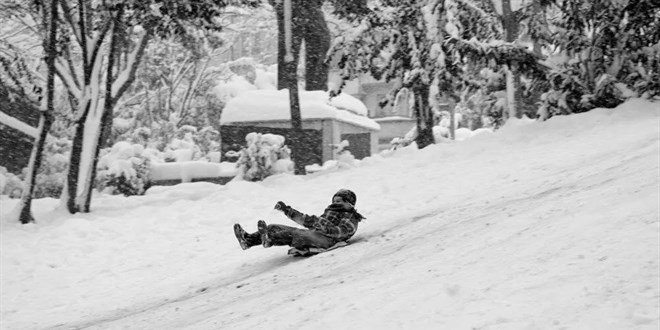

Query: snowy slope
left=0, top=99, right=658, bottom=330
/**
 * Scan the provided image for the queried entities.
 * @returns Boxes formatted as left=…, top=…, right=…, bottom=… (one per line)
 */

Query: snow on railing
left=149, top=161, right=238, bottom=184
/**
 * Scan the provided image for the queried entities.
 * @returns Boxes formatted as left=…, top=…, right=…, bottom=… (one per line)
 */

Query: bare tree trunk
left=178, top=60, right=209, bottom=124
left=413, top=85, right=434, bottom=149
left=502, top=0, right=522, bottom=119
left=288, top=73, right=305, bottom=175
left=449, top=96, right=456, bottom=140
left=65, top=0, right=92, bottom=214
left=275, top=0, right=307, bottom=174
left=62, top=15, right=150, bottom=213
left=75, top=28, right=150, bottom=213
left=274, top=0, right=329, bottom=91
left=157, top=86, right=162, bottom=119
left=145, top=86, right=153, bottom=128
left=66, top=104, right=90, bottom=213
left=301, top=0, right=330, bottom=91
left=274, top=0, right=332, bottom=172
left=85, top=5, right=123, bottom=212
left=17, top=112, right=53, bottom=223
left=287, top=1, right=305, bottom=175
left=505, top=66, right=517, bottom=117
left=16, top=0, right=57, bottom=224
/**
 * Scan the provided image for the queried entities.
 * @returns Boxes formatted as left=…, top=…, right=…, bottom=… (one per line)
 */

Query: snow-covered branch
left=455, top=0, right=491, bottom=20
left=170, top=58, right=194, bottom=92
left=1, top=25, right=33, bottom=40
left=61, top=47, right=81, bottom=88
left=0, top=112, right=39, bottom=139
left=15, top=15, right=43, bottom=40
left=54, top=60, right=82, bottom=99
left=111, top=29, right=151, bottom=100
left=58, top=1, right=83, bottom=48
left=87, top=20, right=112, bottom=70
left=447, top=37, right=547, bottom=78
left=178, top=60, right=210, bottom=122
left=89, top=46, right=105, bottom=115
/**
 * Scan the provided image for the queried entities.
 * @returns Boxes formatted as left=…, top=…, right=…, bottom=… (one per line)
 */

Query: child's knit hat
left=333, top=189, right=357, bottom=206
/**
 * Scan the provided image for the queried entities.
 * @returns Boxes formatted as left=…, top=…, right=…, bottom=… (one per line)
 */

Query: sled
left=287, top=241, right=349, bottom=257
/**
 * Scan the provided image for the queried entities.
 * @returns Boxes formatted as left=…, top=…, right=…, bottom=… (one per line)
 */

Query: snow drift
left=0, top=99, right=658, bottom=330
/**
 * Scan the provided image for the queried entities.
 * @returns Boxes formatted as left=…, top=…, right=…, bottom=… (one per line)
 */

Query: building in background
left=219, top=89, right=380, bottom=167
left=338, top=73, right=415, bottom=151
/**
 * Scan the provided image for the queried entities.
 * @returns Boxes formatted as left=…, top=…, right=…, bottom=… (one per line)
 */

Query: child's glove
left=274, top=201, right=289, bottom=212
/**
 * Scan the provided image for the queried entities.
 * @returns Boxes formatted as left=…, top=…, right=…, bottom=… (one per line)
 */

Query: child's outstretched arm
left=274, top=202, right=359, bottom=241
left=274, top=201, right=318, bottom=228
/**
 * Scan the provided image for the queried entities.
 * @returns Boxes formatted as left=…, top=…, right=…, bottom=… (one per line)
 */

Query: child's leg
left=289, top=229, right=335, bottom=250
left=244, top=231, right=262, bottom=246
left=262, top=223, right=300, bottom=246
left=257, top=222, right=336, bottom=249
left=234, top=223, right=262, bottom=249
left=241, top=222, right=300, bottom=248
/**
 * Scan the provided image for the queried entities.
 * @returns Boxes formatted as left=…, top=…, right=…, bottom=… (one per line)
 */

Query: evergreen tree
left=329, top=0, right=545, bottom=148
left=539, top=0, right=660, bottom=119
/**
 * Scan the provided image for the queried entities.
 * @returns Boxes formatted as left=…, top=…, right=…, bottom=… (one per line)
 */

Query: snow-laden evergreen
left=1, top=99, right=658, bottom=329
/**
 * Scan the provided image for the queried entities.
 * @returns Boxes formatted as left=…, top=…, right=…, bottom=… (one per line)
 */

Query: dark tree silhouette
left=271, top=0, right=368, bottom=174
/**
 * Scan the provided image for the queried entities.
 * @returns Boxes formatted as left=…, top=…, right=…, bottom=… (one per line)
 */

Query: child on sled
left=234, top=189, right=365, bottom=252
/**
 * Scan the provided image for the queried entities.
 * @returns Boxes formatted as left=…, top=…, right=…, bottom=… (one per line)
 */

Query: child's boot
left=257, top=220, right=273, bottom=248
left=233, top=224, right=251, bottom=250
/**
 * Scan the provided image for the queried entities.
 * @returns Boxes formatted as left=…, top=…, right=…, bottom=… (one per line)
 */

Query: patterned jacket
left=282, top=204, right=365, bottom=242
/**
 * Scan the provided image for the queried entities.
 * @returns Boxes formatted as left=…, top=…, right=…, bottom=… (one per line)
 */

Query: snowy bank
left=0, top=99, right=658, bottom=330
left=149, top=161, right=238, bottom=183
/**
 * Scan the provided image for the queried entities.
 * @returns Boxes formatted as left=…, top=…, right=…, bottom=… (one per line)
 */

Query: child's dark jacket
left=281, top=203, right=365, bottom=242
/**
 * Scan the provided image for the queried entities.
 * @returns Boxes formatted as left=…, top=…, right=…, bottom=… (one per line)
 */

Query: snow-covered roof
left=221, top=89, right=380, bottom=131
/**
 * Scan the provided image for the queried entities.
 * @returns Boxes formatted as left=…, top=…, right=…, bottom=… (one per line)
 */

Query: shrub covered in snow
left=1, top=137, right=71, bottom=199
left=305, top=140, right=360, bottom=174
left=234, top=133, right=293, bottom=181
left=390, top=127, right=418, bottom=150
left=195, top=126, right=221, bottom=160
left=33, top=137, right=70, bottom=198
left=0, top=167, right=23, bottom=198
left=333, top=140, right=358, bottom=167
left=390, top=122, right=494, bottom=151
left=164, top=125, right=203, bottom=162
left=96, top=142, right=153, bottom=196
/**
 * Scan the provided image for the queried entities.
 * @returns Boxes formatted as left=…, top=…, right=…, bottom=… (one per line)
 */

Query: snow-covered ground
left=1, top=99, right=658, bottom=330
